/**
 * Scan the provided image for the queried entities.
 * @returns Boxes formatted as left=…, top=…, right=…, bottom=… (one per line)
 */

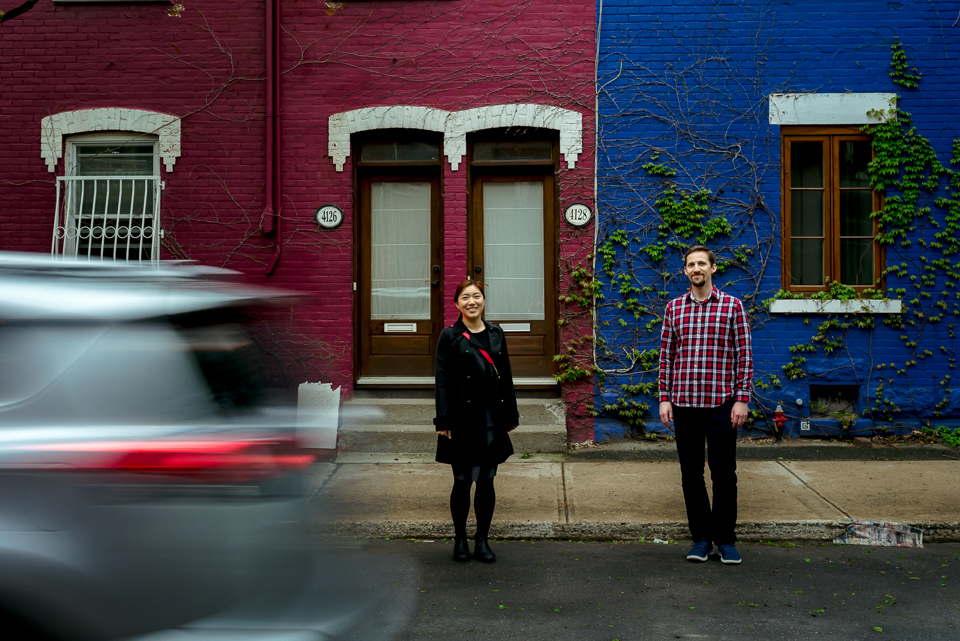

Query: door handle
left=432, top=279, right=440, bottom=288
left=474, top=264, right=482, bottom=274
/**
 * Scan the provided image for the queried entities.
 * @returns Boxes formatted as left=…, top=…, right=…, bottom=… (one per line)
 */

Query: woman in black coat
left=434, top=279, right=519, bottom=563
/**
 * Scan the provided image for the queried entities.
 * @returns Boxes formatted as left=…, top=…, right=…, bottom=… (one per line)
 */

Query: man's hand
left=437, top=430, right=451, bottom=439
left=731, top=401, right=748, bottom=429
left=659, top=401, right=673, bottom=429
left=507, top=425, right=518, bottom=432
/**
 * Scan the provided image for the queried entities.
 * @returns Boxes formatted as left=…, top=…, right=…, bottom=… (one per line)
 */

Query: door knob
left=474, top=264, right=482, bottom=274
left=431, top=279, right=440, bottom=288
left=432, top=264, right=440, bottom=274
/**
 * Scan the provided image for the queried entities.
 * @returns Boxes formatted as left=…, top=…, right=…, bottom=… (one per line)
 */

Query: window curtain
left=370, top=182, right=431, bottom=319
left=483, top=182, right=544, bottom=320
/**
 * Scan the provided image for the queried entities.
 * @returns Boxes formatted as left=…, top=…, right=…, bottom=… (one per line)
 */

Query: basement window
left=809, top=384, right=859, bottom=418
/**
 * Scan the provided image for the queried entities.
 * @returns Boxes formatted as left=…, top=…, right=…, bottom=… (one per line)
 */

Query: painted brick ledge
left=315, top=520, right=960, bottom=543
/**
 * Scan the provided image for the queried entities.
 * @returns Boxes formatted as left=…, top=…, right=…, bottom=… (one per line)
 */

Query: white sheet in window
left=483, top=182, right=544, bottom=320
left=370, top=182, right=431, bottom=320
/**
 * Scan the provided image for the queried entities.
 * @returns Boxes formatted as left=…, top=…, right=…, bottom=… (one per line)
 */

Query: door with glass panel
left=471, top=174, right=557, bottom=379
left=358, top=176, right=442, bottom=379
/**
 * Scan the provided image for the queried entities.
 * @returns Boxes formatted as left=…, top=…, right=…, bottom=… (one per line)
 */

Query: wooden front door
left=358, top=176, right=443, bottom=379
left=470, top=174, right=557, bottom=380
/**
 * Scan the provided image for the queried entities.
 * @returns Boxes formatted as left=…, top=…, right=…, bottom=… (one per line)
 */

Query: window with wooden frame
left=781, top=126, right=882, bottom=293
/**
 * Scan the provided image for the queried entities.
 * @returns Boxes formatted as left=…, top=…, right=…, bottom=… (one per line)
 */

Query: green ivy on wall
left=580, top=35, right=960, bottom=437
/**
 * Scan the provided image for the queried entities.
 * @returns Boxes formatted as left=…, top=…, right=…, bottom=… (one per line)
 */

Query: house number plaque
left=563, top=202, right=592, bottom=227
left=315, top=204, right=344, bottom=230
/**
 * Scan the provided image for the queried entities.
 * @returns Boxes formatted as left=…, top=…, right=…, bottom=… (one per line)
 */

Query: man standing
left=658, top=245, right=752, bottom=565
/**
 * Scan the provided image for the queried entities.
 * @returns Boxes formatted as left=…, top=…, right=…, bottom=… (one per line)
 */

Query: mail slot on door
left=383, top=323, right=417, bottom=333
left=499, top=323, right=531, bottom=332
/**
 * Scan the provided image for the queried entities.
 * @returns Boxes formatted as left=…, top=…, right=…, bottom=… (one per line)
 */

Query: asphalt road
left=353, top=538, right=960, bottom=641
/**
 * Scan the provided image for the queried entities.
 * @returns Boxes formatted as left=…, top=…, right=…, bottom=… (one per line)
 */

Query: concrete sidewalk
left=311, top=451, right=960, bottom=542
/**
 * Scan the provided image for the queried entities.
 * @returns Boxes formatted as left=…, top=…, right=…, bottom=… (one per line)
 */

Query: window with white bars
left=53, top=134, right=162, bottom=263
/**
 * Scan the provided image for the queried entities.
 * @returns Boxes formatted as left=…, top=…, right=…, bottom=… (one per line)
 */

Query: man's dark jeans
left=673, top=398, right=738, bottom=546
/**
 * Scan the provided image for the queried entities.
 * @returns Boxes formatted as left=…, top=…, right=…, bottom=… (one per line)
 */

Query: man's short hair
left=683, top=245, right=716, bottom=266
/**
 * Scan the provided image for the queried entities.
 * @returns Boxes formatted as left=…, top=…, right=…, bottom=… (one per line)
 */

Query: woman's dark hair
left=453, top=279, right=485, bottom=302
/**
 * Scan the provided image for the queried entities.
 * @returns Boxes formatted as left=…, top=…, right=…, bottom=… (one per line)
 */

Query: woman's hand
left=437, top=430, right=452, bottom=439
left=507, top=425, right=518, bottom=432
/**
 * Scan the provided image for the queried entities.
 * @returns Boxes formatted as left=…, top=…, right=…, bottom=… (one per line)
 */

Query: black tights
left=450, top=477, right=496, bottom=539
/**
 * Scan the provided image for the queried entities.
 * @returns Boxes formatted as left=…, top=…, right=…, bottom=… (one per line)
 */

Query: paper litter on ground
left=833, top=519, right=923, bottom=548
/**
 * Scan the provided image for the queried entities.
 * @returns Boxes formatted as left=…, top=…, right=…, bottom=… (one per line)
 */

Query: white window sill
left=769, top=299, right=902, bottom=315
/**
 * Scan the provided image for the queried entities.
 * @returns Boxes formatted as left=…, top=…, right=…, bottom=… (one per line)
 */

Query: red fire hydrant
left=774, top=404, right=788, bottom=437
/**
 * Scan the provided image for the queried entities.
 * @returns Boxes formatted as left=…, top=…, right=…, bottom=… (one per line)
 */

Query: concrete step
left=341, top=397, right=566, bottom=426
left=334, top=452, right=569, bottom=464
left=338, top=397, right=568, bottom=455
left=338, top=422, right=568, bottom=455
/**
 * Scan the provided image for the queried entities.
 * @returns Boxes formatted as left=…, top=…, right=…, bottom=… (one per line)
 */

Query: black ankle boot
left=453, top=536, right=470, bottom=562
left=474, top=537, right=496, bottom=563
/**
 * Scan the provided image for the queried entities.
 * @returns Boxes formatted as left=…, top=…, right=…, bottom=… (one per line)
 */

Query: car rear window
left=174, top=313, right=269, bottom=413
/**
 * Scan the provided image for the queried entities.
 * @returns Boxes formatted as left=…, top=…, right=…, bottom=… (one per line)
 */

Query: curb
left=316, top=519, right=960, bottom=543
left=568, top=442, right=960, bottom=462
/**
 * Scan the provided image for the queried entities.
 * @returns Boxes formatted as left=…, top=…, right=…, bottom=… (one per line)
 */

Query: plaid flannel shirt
left=658, top=286, right=753, bottom=408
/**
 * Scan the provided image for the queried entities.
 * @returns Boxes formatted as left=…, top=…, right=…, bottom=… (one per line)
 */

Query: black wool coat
left=433, top=318, right=519, bottom=467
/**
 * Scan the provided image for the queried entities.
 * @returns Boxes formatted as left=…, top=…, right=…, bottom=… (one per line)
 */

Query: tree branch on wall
left=0, top=0, right=41, bottom=24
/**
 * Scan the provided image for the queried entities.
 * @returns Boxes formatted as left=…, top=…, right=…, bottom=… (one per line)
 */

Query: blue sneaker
left=686, top=541, right=712, bottom=562
left=718, top=544, right=742, bottom=564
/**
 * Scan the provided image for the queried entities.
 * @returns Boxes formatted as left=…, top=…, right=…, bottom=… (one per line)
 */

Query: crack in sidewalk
left=310, top=462, right=340, bottom=499
left=776, top=460, right=851, bottom=519
left=560, top=463, right=570, bottom=524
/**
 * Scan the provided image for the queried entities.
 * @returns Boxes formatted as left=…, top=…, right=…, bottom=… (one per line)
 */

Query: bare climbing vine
left=116, top=1, right=595, bottom=398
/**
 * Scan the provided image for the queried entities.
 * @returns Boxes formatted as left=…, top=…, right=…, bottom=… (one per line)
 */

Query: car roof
left=0, top=252, right=290, bottom=321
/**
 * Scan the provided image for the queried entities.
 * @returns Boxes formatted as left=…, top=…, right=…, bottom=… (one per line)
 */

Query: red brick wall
left=0, top=0, right=596, bottom=441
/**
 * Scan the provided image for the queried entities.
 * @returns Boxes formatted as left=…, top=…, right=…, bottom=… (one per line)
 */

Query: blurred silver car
left=0, top=254, right=407, bottom=641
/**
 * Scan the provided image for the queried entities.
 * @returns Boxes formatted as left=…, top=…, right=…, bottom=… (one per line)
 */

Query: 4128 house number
left=314, top=204, right=344, bottom=230
left=563, top=203, right=593, bottom=227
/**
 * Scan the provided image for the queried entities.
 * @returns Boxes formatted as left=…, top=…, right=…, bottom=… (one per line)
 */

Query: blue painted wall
left=594, top=1, right=960, bottom=440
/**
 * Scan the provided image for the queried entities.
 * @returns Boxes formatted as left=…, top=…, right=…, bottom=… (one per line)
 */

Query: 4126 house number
left=314, top=204, right=344, bottom=230
left=563, top=203, right=592, bottom=227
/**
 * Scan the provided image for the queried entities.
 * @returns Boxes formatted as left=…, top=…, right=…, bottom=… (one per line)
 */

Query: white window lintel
left=327, top=104, right=583, bottom=172
left=768, top=93, right=898, bottom=126
left=41, top=108, right=181, bottom=173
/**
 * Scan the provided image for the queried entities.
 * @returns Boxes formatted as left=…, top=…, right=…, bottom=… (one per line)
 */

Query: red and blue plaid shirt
left=658, top=286, right=753, bottom=407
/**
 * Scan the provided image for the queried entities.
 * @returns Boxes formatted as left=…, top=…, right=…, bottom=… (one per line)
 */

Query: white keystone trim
left=768, top=93, right=898, bottom=126
left=327, top=104, right=583, bottom=171
left=769, top=299, right=902, bottom=315
left=41, top=108, right=182, bottom=173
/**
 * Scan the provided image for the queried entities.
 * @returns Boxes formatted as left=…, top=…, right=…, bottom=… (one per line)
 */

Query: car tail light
left=14, top=437, right=315, bottom=483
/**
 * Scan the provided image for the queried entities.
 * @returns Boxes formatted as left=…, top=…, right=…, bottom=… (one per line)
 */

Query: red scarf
left=462, top=331, right=498, bottom=375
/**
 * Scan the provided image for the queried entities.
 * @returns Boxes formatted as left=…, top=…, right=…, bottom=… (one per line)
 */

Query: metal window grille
left=53, top=176, right=162, bottom=263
